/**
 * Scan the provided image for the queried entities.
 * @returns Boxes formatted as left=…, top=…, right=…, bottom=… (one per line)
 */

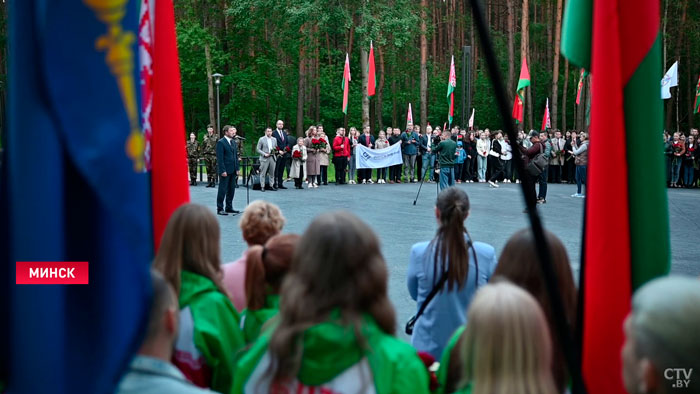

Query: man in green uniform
left=186, top=132, right=200, bottom=186
left=202, top=125, right=218, bottom=187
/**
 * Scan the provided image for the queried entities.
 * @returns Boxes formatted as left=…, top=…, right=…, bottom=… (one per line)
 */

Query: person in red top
left=518, top=131, right=545, bottom=213
left=333, top=127, right=351, bottom=184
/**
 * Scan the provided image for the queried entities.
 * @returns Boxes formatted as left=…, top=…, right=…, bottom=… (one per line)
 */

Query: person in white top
left=476, top=131, right=490, bottom=182
left=501, top=135, right=513, bottom=183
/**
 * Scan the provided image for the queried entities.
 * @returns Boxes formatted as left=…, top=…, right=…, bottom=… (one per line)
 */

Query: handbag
left=526, top=143, right=548, bottom=176
left=406, top=240, right=479, bottom=335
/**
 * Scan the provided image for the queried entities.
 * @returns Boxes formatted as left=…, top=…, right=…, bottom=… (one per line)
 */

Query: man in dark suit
left=357, top=126, right=375, bottom=183
left=216, top=125, right=240, bottom=215
left=272, top=120, right=290, bottom=189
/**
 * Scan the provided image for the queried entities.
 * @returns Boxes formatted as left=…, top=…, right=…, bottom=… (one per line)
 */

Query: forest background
left=0, top=1, right=697, bottom=153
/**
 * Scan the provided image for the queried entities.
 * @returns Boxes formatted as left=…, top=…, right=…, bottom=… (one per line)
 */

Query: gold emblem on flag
left=84, top=0, right=145, bottom=172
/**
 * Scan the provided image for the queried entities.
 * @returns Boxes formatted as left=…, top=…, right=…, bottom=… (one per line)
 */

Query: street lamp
left=212, top=73, right=223, bottom=137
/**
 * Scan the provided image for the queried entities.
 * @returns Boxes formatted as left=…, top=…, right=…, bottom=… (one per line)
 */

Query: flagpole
left=466, top=0, right=587, bottom=393
left=676, top=87, right=680, bottom=134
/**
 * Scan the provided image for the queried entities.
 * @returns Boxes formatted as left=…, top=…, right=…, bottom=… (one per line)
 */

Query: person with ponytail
left=240, top=233, right=300, bottom=344
left=153, top=203, right=245, bottom=394
left=233, top=212, right=430, bottom=394
left=407, top=187, right=497, bottom=359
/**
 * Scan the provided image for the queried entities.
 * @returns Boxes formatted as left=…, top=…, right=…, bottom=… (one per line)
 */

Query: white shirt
left=224, top=136, right=233, bottom=146
left=266, top=136, right=274, bottom=152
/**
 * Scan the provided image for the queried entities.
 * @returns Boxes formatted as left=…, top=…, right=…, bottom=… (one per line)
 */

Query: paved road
left=191, top=180, right=700, bottom=339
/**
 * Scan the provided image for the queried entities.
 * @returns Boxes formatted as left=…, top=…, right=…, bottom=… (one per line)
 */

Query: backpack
left=527, top=143, right=548, bottom=176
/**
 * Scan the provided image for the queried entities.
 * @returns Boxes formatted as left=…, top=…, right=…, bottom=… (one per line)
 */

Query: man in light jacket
left=256, top=127, right=278, bottom=191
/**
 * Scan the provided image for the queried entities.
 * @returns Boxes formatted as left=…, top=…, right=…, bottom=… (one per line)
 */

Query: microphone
left=234, top=135, right=246, bottom=141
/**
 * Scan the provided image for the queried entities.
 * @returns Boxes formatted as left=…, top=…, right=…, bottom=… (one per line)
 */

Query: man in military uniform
left=202, top=125, right=218, bottom=187
left=186, top=132, right=200, bottom=186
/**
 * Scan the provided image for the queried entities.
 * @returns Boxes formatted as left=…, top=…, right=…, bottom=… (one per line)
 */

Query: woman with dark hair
left=407, top=187, right=498, bottom=359
left=436, top=228, right=576, bottom=394
left=241, top=234, right=300, bottom=343
left=153, top=203, right=245, bottom=394
left=233, top=212, right=430, bottom=394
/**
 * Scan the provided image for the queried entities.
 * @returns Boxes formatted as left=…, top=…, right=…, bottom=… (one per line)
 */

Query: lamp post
left=212, top=73, right=223, bottom=137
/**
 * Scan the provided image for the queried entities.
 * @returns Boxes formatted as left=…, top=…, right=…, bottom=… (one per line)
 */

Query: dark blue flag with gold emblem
left=2, top=0, right=152, bottom=392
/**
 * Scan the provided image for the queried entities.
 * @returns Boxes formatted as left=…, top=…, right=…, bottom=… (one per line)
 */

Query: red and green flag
left=541, top=98, right=551, bottom=131
left=694, top=73, right=700, bottom=114
left=368, top=41, right=376, bottom=98
left=576, top=69, right=589, bottom=105
left=342, top=53, right=351, bottom=114
left=562, top=0, right=669, bottom=393
left=512, top=58, right=530, bottom=124
left=407, top=103, right=414, bottom=128
left=447, top=55, right=456, bottom=126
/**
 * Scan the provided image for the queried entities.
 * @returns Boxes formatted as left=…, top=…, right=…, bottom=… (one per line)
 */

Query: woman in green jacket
left=233, top=212, right=430, bottom=394
left=240, top=233, right=300, bottom=343
left=153, top=203, right=245, bottom=394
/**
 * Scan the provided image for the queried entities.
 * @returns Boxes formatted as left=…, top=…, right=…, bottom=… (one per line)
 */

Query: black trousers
left=320, top=165, right=328, bottom=184
left=488, top=156, right=505, bottom=182
left=358, top=168, right=372, bottom=182
left=334, top=156, right=348, bottom=183
left=274, top=156, right=288, bottom=186
left=538, top=166, right=549, bottom=199
left=390, top=164, right=402, bottom=181
left=216, top=172, right=236, bottom=211
left=550, top=164, right=562, bottom=183
left=294, top=166, right=305, bottom=188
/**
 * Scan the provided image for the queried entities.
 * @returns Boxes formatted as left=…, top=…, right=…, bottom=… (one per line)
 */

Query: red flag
left=150, top=0, right=190, bottom=251
left=407, top=103, right=414, bottom=128
left=541, top=98, right=551, bottom=131
left=342, top=53, right=351, bottom=114
left=367, top=42, right=376, bottom=97
left=447, top=55, right=456, bottom=125
left=512, top=58, right=530, bottom=123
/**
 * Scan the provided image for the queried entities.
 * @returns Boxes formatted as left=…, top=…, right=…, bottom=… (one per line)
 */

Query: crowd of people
left=664, top=128, right=699, bottom=188
left=116, top=187, right=700, bottom=394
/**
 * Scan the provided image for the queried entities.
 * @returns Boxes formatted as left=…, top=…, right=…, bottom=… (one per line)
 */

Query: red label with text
left=16, top=262, right=89, bottom=285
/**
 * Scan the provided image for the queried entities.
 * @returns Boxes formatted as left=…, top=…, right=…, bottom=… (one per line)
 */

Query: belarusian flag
left=148, top=0, right=191, bottom=250
left=407, top=103, right=414, bottom=128
left=512, top=58, right=530, bottom=124
left=367, top=41, right=376, bottom=97
left=541, top=98, right=551, bottom=131
left=562, top=0, right=670, bottom=393
left=468, top=108, right=475, bottom=130
left=576, top=69, right=589, bottom=105
left=694, top=73, right=700, bottom=114
left=447, top=55, right=456, bottom=126
left=342, top=53, right=351, bottom=114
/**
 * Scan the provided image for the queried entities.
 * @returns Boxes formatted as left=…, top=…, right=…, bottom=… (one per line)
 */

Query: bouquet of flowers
left=311, top=138, right=326, bottom=150
left=292, top=150, right=303, bottom=159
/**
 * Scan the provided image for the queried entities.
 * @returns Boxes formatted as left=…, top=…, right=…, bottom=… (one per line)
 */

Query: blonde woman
left=440, top=281, right=557, bottom=394
left=304, top=126, right=321, bottom=188
left=374, top=130, right=390, bottom=183
left=318, top=126, right=331, bottom=185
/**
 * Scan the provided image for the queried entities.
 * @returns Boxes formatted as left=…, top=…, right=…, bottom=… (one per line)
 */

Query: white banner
left=355, top=143, right=403, bottom=169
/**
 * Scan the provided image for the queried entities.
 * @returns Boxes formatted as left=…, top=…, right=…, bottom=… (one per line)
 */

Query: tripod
left=413, top=157, right=439, bottom=205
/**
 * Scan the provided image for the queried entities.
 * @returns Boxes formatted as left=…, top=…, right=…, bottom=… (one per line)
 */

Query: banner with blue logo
left=355, top=143, right=404, bottom=169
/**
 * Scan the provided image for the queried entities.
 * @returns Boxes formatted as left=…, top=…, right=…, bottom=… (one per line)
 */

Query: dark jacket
left=400, top=132, right=419, bottom=155
left=273, top=129, right=292, bottom=157
left=216, top=137, right=239, bottom=175
left=358, top=134, right=375, bottom=148
left=519, top=141, right=545, bottom=167
left=419, top=135, right=431, bottom=154
left=434, top=139, right=457, bottom=168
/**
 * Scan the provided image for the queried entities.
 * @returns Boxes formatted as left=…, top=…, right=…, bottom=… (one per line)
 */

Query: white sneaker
left=362, top=179, right=367, bottom=184
left=314, top=183, right=319, bottom=188
left=488, top=181, right=500, bottom=188
left=368, top=179, right=374, bottom=184
left=516, top=180, right=521, bottom=184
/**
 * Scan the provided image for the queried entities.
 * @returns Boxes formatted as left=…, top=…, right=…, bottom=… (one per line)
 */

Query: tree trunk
left=376, top=45, right=386, bottom=131
left=551, top=0, right=562, bottom=129
left=361, top=48, right=370, bottom=128
left=205, top=42, right=216, bottom=130
left=506, top=0, right=515, bottom=96
left=420, top=0, right=429, bottom=131
left=296, top=24, right=306, bottom=137
left=392, top=78, right=398, bottom=126
left=546, top=0, right=552, bottom=70
left=562, top=59, right=569, bottom=130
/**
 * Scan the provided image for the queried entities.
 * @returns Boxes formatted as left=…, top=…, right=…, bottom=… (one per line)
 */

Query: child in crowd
left=290, top=137, right=307, bottom=189
left=455, top=141, right=466, bottom=183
